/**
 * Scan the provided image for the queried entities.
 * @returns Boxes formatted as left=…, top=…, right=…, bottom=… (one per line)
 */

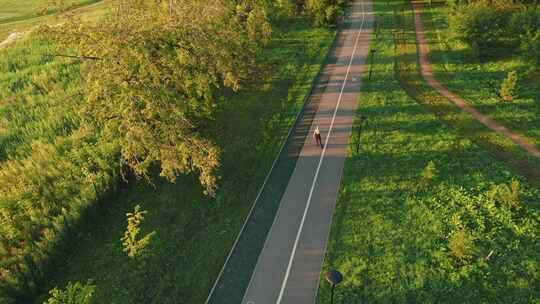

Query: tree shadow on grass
left=37, top=16, right=335, bottom=304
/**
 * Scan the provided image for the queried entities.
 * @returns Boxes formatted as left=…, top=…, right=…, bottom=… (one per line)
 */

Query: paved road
left=412, top=1, right=540, bottom=160
left=241, top=1, right=374, bottom=303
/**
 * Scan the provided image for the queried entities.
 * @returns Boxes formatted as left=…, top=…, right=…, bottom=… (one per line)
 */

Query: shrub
left=305, top=0, right=347, bottom=27
left=274, top=0, right=298, bottom=18
left=499, top=70, right=519, bottom=101
left=45, top=281, right=95, bottom=304
left=449, top=1, right=515, bottom=58
left=509, top=6, right=540, bottom=37
left=520, top=30, right=540, bottom=70
left=121, top=205, right=156, bottom=261
left=448, top=229, right=475, bottom=264
left=510, top=7, right=540, bottom=69
left=491, top=179, right=521, bottom=207
left=419, top=160, right=438, bottom=190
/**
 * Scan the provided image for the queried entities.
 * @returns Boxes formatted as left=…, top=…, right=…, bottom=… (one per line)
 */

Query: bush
left=449, top=1, right=515, bottom=58
left=499, top=70, right=519, bottom=101
left=448, top=229, right=475, bottom=264
left=510, top=7, right=540, bottom=69
left=521, top=31, right=540, bottom=69
left=419, top=160, right=438, bottom=190
left=45, top=281, right=95, bottom=304
left=274, top=0, right=298, bottom=18
left=0, top=136, right=119, bottom=301
left=521, top=31, right=540, bottom=70
left=121, top=205, right=156, bottom=261
left=490, top=179, right=521, bottom=207
left=305, top=0, right=347, bottom=27
left=509, top=6, right=540, bottom=37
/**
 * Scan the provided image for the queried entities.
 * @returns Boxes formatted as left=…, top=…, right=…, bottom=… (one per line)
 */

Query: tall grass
left=0, top=16, right=336, bottom=303
left=0, top=38, right=82, bottom=160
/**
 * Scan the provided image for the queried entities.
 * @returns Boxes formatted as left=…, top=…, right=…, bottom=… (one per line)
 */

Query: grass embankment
left=394, top=2, right=540, bottom=186
left=0, top=38, right=82, bottom=160
left=0, top=0, right=111, bottom=41
left=16, top=18, right=334, bottom=303
left=317, top=0, right=540, bottom=303
left=420, top=1, right=540, bottom=148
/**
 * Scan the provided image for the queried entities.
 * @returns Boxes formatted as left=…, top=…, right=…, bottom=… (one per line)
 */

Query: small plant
left=419, top=161, right=438, bottom=190
left=449, top=229, right=475, bottom=264
left=499, top=70, right=518, bottom=101
left=121, top=205, right=156, bottom=260
left=493, top=179, right=521, bottom=208
left=45, top=281, right=95, bottom=304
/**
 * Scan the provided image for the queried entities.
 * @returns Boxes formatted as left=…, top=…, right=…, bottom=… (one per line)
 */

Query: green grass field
left=0, top=0, right=99, bottom=22
left=421, top=1, right=540, bottom=149
left=394, top=1, right=540, bottom=186
left=317, top=1, right=540, bottom=302
left=2, top=0, right=539, bottom=303
left=0, top=37, right=83, bottom=160
left=0, top=0, right=111, bottom=41
left=7, top=17, right=334, bottom=303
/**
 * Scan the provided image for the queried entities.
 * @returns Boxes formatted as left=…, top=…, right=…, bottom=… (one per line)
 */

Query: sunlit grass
left=0, top=0, right=113, bottom=41
left=21, top=17, right=336, bottom=303
left=0, top=0, right=99, bottom=22
left=317, top=0, right=540, bottom=303
left=421, top=1, right=540, bottom=149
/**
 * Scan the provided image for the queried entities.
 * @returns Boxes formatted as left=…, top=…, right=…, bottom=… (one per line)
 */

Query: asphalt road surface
left=207, top=0, right=374, bottom=303
left=241, top=1, right=374, bottom=303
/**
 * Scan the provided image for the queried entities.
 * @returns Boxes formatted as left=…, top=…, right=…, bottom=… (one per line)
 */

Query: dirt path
left=411, top=1, right=540, bottom=160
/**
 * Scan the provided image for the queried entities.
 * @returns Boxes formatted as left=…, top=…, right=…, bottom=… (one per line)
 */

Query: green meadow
left=421, top=1, right=540, bottom=149
left=0, top=0, right=99, bottom=22
left=1, top=0, right=539, bottom=303
left=318, top=0, right=540, bottom=302
left=0, top=0, right=111, bottom=41
left=0, top=9, right=336, bottom=302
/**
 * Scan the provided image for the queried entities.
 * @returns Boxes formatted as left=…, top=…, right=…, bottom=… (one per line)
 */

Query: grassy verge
left=30, top=17, right=335, bottom=303
left=317, top=0, right=540, bottom=303
left=420, top=1, right=540, bottom=148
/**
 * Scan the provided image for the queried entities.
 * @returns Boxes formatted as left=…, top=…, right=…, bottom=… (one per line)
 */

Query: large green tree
left=44, top=0, right=271, bottom=195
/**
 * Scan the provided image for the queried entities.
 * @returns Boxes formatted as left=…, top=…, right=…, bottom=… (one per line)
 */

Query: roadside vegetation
left=422, top=0, right=540, bottom=148
left=318, top=0, right=540, bottom=303
left=0, top=0, right=341, bottom=303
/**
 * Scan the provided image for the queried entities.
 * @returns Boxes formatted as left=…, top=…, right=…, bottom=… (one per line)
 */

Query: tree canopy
left=43, top=0, right=272, bottom=195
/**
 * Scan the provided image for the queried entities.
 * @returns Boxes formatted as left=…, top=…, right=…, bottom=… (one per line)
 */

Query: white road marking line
left=312, top=2, right=371, bottom=300
left=275, top=1, right=367, bottom=303
left=205, top=27, right=317, bottom=303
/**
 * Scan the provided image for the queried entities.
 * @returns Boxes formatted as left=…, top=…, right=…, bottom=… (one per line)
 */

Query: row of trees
left=0, top=0, right=349, bottom=302
left=273, top=0, right=349, bottom=26
left=449, top=0, right=540, bottom=66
